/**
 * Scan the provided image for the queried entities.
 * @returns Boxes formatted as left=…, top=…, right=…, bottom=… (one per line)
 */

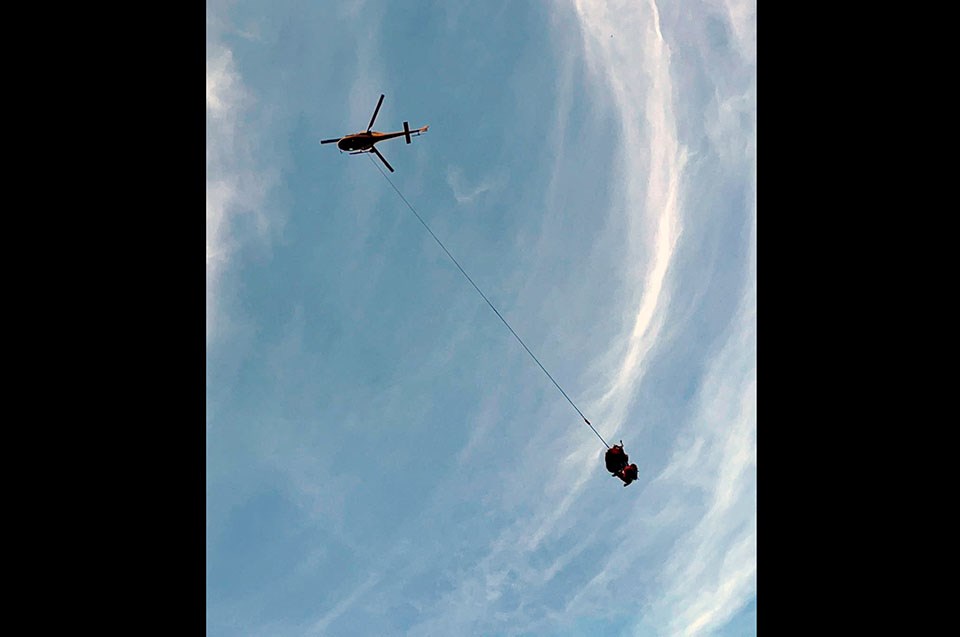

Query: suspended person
left=604, top=441, right=629, bottom=476
left=616, top=463, right=639, bottom=487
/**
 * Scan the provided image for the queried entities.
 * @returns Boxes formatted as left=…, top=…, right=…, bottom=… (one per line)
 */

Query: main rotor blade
left=367, top=94, right=385, bottom=131
left=320, top=138, right=341, bottom=144
left=371, top=146, right=394, bottom=172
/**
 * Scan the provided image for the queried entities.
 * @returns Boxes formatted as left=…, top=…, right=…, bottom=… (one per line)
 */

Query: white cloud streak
left=206, top=31, right=278, bottom=342
left=645, top=230, right=755, bottom=635
left=307, top=574, right=383, bottom=636
left=446, top=166, right=507, bottom=204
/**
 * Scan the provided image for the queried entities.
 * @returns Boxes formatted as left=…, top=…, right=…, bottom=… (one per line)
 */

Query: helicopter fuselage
left=337, top=130, right=407, bottom=152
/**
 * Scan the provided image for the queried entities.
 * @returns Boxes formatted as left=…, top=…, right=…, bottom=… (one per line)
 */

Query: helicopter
left=320, top=94, right=428, bottom=173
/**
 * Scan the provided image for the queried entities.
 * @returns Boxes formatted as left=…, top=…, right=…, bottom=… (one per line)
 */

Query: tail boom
left=407, top=123, right=429, bottom=141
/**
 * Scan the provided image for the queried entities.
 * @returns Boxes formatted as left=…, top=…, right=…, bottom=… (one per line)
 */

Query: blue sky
left=207, top=0, right=756, bottom=635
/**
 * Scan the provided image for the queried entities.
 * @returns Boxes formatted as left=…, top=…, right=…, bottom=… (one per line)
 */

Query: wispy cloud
left=644, top=234, right=755, bottom=635
left=721, top=0, right=756, bottom=63
left=307, top=574, right=382, bottom=636
left=206, top=38, right=277, bottom=341
left=565, top=0, right=687, bottom=478
left=446, top=166, right=507, bottom=204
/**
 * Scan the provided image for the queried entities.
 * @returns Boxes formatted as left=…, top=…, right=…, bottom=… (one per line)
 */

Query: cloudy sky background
left=207, top=0, right=756, bottom=635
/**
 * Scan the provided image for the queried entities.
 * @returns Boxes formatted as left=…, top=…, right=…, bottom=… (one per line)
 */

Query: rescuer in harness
left=616, top=463, right=639, bottom=487
left=605, top=442, right=629, bottom=475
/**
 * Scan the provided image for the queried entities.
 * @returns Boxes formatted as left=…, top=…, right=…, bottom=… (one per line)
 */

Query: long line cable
left=367, top=154, right=610, bottom=449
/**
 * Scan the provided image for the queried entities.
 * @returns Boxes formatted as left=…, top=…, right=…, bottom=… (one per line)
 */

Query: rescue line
left=367, top=154, right=612, bottom=451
